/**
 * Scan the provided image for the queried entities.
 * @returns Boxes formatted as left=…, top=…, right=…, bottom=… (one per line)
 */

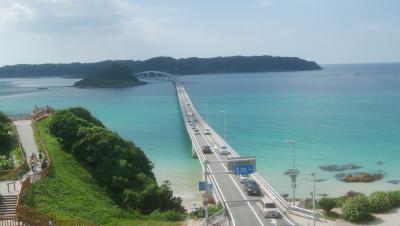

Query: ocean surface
left=1, top=63, right=400, bottom=205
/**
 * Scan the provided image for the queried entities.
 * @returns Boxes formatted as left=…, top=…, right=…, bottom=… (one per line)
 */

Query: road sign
left=199, top=181, right=213, bottom=191
left=227, top=156, right=256, bottom=173
left=234, top=165, right=253, bottom=175
left=198, top=181, right=205, bottom=191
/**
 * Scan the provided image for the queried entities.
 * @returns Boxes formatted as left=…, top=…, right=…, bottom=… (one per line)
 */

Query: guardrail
left=175, top=83, right=231, bottom=224
left=175, top=80, right=319, bottom=220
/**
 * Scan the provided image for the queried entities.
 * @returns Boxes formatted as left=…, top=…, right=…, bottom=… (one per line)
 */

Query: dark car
left=243, top=179, right=261, bottom=196
left=201, top=145, right=212, bottom=154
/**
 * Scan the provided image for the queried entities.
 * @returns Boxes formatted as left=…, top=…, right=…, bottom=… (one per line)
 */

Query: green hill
left=74, top=64, right=144, bottom=88
left=22, top=116, right=184, bottom=225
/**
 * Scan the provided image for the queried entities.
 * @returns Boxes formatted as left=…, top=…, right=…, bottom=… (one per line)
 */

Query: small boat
left=37, top=87, right=48, bottom=90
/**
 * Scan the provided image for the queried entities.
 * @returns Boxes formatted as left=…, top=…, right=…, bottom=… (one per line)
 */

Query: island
left=0, top=55, right=322, bottom=78
left=74, top=64, right=145, bottom=88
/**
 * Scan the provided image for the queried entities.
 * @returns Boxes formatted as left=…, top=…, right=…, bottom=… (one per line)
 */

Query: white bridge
left=135, top=71, right=318, bottom=226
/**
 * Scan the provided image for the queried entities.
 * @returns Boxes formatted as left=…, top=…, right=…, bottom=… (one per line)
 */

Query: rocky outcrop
left=336, top=172, right=384, bottom=183
left=319, top=163, right=362, bottom=172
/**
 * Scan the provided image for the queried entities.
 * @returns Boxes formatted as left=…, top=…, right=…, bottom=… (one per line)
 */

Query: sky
left=0, top=0, right=399, bottom=66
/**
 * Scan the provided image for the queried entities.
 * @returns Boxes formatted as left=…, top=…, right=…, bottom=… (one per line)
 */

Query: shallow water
left=1, top=63, right=399, bottom=203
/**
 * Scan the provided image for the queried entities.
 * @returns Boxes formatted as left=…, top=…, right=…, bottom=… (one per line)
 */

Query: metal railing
left=174, top=79, right=319, bottom=220
left=175, top=83, right=231, bottom=224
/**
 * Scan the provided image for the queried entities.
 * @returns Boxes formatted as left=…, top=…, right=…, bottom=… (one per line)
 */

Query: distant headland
left=0, top=55, right=321, bottom=78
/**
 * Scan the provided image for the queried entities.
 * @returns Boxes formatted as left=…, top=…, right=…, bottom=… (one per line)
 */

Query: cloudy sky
left=0, top=0, right=399, bottom=65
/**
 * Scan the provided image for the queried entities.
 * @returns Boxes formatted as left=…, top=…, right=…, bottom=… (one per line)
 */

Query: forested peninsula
left=0, top=55, right=321, bottom=78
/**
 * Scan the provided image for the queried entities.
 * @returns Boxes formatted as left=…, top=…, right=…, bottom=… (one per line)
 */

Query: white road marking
left=270, top=218, right=278, bottom=225
left=196, top=132, right=264, bottom=226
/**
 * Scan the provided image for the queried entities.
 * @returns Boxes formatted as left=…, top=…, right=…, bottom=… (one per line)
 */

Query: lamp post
left=221, top=111, right=226, bottom=141
left=284, top=139, right=300, bottom=206
left=301, top=172, right=316, bottom=226
left=311, top=172, right=316, bottom=226
left=205, top=104, right=209, bottom=123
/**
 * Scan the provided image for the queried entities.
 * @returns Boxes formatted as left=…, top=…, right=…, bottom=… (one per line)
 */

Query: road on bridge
left=175, top=82, right=295, bottom=226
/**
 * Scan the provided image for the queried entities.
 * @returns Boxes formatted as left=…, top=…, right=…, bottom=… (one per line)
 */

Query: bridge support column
left=192, top=142, right=198, bottom=159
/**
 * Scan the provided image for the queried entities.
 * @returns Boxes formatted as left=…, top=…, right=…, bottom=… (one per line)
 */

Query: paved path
left=0, top=120, right=40, bottom=196
left=13, top=120, right=40, bottom=167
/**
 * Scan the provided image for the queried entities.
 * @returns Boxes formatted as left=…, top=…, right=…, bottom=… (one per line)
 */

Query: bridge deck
left=175, top=81, right=295, bottom=226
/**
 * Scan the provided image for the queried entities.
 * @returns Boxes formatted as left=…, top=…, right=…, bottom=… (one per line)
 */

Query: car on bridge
left=201, top=145, right=212, bottom=154
left=259, top=198, right=280, bottom=218
left=243, top=179, right=261, bottom=196
left=219, top=145, right=229, bottom=155
left=203, top=129, right=212, bottom=135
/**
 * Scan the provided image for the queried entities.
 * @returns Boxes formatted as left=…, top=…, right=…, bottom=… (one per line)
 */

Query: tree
left=49, top=107, right=183, bottom=214
left=318, top=198, right=336, bottom=214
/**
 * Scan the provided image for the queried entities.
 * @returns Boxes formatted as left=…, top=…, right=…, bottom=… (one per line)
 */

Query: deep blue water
left=1, top=63, right=400, bottom=202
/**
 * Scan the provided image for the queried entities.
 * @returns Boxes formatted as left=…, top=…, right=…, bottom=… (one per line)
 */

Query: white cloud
left=254, top=0, right=275, bottom=7
left=0, top=1, right=35, bottom=31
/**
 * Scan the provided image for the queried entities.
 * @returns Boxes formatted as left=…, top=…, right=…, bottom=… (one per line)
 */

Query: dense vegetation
left=74, top=64, right=144, bottom=88
left=318, top=190, right=400, bottom=223
left=0, top=55, right=321, bottom=77
left=0, top=112, right=23, bottom=170
left=48, top=107, right=184, bottom=214
left=23, top=117, right=183, bottom=225
left=0, top=112, right=11, bottom=149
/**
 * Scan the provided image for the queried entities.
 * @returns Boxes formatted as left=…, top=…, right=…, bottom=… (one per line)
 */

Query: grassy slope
left=23, top=117, right=181, bottom=226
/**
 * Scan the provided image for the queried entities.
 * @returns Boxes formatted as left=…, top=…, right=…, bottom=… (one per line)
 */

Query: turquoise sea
left=1, top=63, right=400, bottom=205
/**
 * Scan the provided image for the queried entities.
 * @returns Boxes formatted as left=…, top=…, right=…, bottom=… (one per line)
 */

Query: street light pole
left=285, top=139, right=300, bottom=206
left=285, top=140, right=296, bottom=169
left=312, top=172, right=316, bottom=226
left=205, top=104, right=209, bottom=123
left=302, top=172, right=317, bottom=226
left=221, top=111, right=226, bottom=141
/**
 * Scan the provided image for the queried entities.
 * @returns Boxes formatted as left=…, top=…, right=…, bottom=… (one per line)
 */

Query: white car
left=259, top=198, right=280, bottom=218
left=239, top=174, right=250, bottom=184
left=219, top=145, right=229, bottom=155
left=203, top=129, right=212, bottom=135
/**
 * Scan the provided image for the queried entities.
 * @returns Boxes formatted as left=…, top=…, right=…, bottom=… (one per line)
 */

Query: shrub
left=318, top=198, right=336, bottom=213
left=149, top=210, right=185, bottom=221
left=334, top=196, right=347, bottom=208
left=369, top=191, right=392, bottom=213
left=208, top=203, right=223, bottom=216
left=387, top=191, right=400, bottom=207
left=342, top=195, right=371, bottom=222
